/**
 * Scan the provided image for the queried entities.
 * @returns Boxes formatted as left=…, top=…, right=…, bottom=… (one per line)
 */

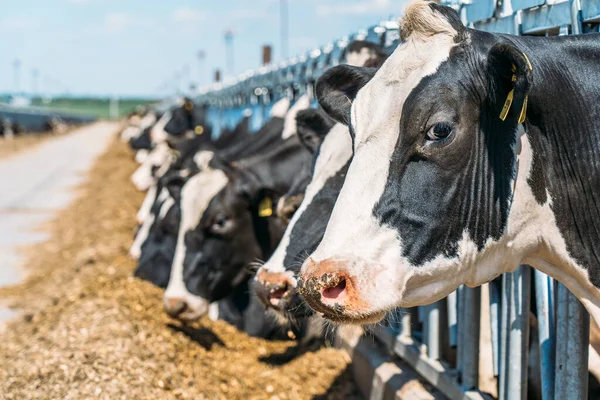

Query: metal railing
left=192, top=1, right=600, bottom=398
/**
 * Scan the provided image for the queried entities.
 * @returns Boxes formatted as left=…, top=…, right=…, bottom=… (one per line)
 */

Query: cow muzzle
left=163, top=296, right=208, bottom=322
left=298, top=258, right=386, bottom=325
left=254, top=269, right=296, bottom=311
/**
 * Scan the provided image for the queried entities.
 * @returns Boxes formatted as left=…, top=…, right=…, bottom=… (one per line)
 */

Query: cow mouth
left=321, top=309, right=387, bottom=325
left=269, top=284, right=291, bottom=307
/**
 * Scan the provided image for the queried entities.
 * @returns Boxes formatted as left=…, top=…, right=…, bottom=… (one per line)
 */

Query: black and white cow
left=254, top=109, right=349, bottom=322
left=163, top=97, right=311, bottom=335
left=297, top=1, right=600, bottom=325
left=131, top=114, right=255, bottom=286
left=253, top=41, right=391, bottom=322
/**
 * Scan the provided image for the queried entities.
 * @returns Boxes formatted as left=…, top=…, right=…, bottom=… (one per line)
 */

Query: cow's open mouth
left=269, top=283, right=291, bottom=307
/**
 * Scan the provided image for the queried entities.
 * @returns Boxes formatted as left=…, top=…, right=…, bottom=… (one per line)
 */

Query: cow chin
left=297, top=257, right=405, bottom=326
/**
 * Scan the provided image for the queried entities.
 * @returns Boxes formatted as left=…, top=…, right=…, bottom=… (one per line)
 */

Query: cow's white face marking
left=302, top=19, right=459, bottom=313
left=150, top=111, right=171, bottom=144
left=135, top=149, right=149, bottom=164
left=121, top=126, right=140, bottom=142
left=193, top=150, right=215, bottom=169
left=130, top=189, right=170, bottom=259
left=131, top=143, right=174, bottom=191
left=270, top=97, right=291, bottom=118
left=282, top=94, right=310, bottom=139
left=139, top=112, right=157, bottom=129
left=137, top=184, right=158, bottom=224
left=164, top=155, right=229, bottom=317
left=259, top=124, right=352, bottom=281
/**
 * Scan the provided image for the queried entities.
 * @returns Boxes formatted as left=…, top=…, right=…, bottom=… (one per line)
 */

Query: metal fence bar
left=554, top=283, right=589, bottom=399
left=426, top=302, right=441, bottom=360
left=457, top=285, right=465, bottom=380
left=461, top=287, right=481, bottom=390
left=534, top=270, right=556, bottom=400
left=448, top=290, right=458, bottom=348
left=499, top=273, right=511, bottom=400
left=489, top=279, right=501, bottom=377
left=500, top=266, right=531, bottom=400
left=400, top=308, right=411, bottom=338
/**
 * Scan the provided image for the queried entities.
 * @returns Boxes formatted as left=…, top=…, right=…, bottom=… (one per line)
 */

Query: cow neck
left=513, top=34, right=600, bottom=275
left=236, top=136, right=310, bottom=196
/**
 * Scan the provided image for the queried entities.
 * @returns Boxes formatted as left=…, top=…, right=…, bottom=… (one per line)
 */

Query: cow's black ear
left=486, top=43, right=533, bottom=125
left=296, top=108, right=336, bottom=153
left=316, top=65, right=377, bottom=125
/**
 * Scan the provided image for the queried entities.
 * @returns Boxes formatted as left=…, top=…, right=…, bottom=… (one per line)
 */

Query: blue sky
left=0, top=0, right=404, bottom=97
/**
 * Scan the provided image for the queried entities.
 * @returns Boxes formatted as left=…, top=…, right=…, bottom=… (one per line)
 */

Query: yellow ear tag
left=499, top=89, right=514, bottom=121
left=258, top=196, right=273, bottom=217
left=518, top=95, right=528, bottom=124
left=172, top=149, right=181, bottom=157
left=194, top=125, right=204, bottom=135
left=523, top=53, right=533, bottom=71
left=184, top=102, right=193, bottom=111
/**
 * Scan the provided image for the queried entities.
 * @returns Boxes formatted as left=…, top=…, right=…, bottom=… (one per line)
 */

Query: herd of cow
left=119, top=0, right=600, bottom=382
left=121, top=38, right=385, bottom=339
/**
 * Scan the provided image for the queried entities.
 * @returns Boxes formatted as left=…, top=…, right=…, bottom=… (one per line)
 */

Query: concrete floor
left=0, top=122, right=118, bottom=325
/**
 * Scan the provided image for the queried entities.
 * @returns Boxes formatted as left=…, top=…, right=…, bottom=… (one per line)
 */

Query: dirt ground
left=0, top=137, right=360, bottom=400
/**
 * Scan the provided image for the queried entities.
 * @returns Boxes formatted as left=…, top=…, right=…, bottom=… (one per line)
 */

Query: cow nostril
left=322, top=278, right=346, bottom=300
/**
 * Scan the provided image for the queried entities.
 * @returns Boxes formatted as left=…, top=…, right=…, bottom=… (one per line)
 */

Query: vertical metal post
left=461, top=286, right=481, bottom=390
left=457, top=285, right=465, bottom=376
left=422, top=305, right=430, bottom=356
left=570, top=0, right=583, bottom=34
left=534, top=270, right=556, bottom=400
left=500, top=266, right=531, bottom=400
left=400, top=308, right=411, bottom=338
left=448, top=290, right=458, bottom=347
left=554, top=284, right=589, bottom=399
left=499, top=273, right=511, bottom=400
left=426, top=301, right=440, bottom=360
left=489, top=278, right=501, bottom=377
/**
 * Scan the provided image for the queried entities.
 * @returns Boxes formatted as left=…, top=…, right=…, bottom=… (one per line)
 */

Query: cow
left=131, top=102, right=282, bottom=289
left=253, top=40, right=391, bottom=322
left=163, top=98, right=311, bottom=338
left=296, top=0, right=600, bottom=326
left=121, top=109, right=157, bottom=143
left=164, top=98, right=212, bottom=146
left=254, top=109, right=349, bottom=323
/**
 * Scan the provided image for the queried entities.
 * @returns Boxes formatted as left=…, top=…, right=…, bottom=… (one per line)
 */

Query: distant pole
left=224, top=29, right=234, bottom=77
left=197, top=50, right=206, bottom=87
left=280, top=0, right=289, bottom=60
left=182, top=64, right=190, bottom=94
left=13, top=59, right=21, bottom=95
left=109, top=95, right=120, bottom=119
left=31, top=68, right=39, bottom=97
left=173, top=71, right=180, bottom=95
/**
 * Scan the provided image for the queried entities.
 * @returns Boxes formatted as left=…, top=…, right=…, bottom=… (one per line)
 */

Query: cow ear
left=486, top=43, right=533, bottom=125
left=296, top=108, right=336, bottom=153
left=316, top=65, right=377, bottom=125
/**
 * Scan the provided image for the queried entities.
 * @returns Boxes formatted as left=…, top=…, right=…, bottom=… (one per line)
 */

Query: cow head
left=299, top=1, right=534, bottom=324
left=164, top=98, right=209, bottom=143
left=181, top=167, right=285, bottom=303
left=255, top=121, right=352, bottom=321
left=164, top=155, right=285, bottom=321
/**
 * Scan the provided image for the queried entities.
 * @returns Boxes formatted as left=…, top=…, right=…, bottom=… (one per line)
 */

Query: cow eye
left=426, top=122, right=453, bottom=141
left=211, top=215, right=232, bottom=234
